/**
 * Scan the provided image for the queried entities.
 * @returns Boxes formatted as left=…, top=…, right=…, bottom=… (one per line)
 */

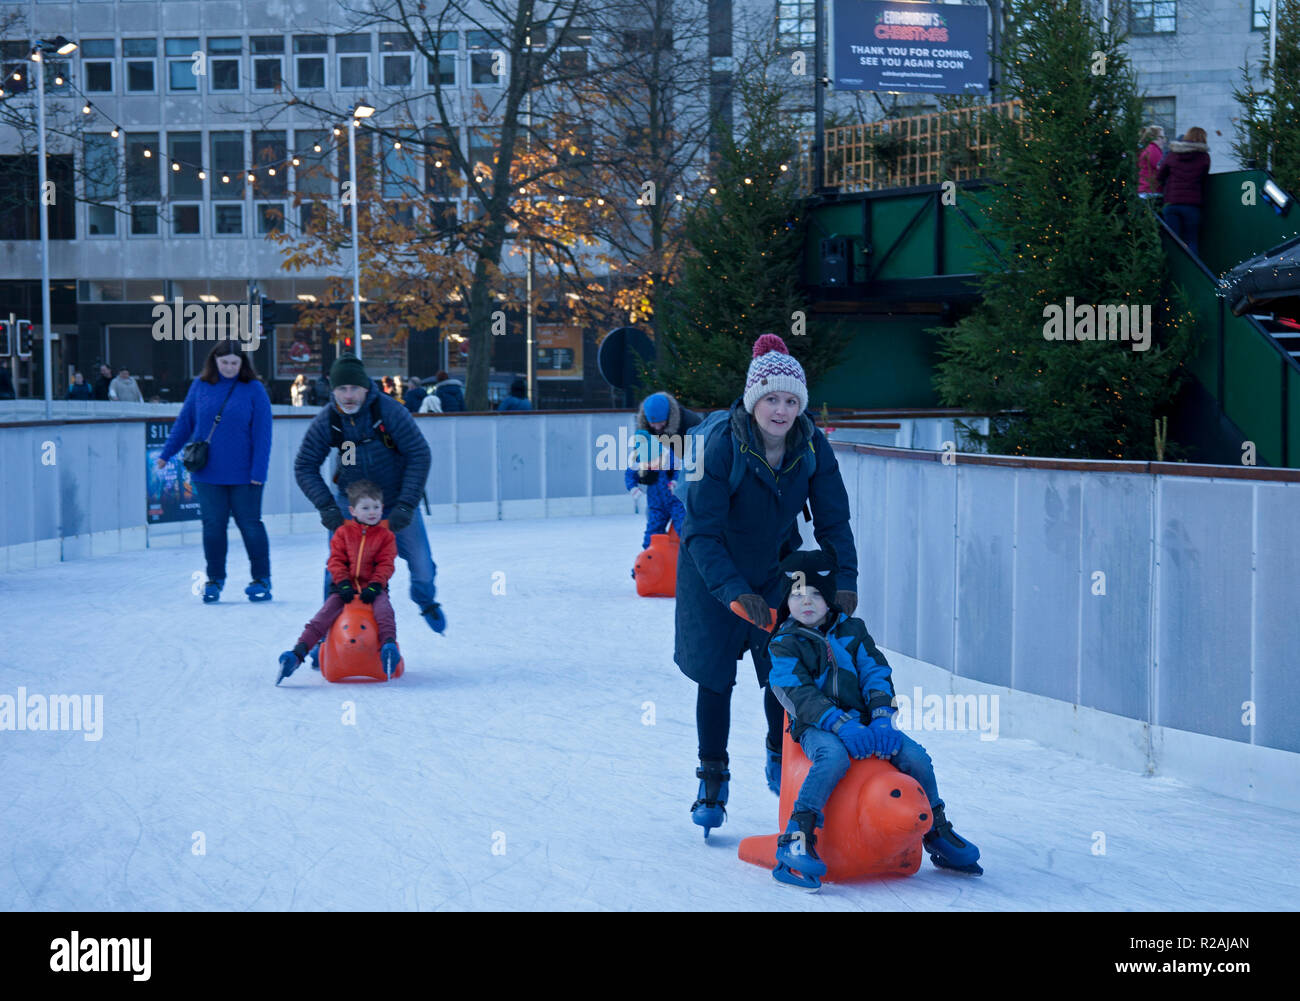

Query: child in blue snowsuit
left=626, top=428, right=686, bottom=549
left=766, top=548, right=981, bottom=889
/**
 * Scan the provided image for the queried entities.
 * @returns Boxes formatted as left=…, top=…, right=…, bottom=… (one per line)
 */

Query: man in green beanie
left=294, top=354, right=446, bottom=635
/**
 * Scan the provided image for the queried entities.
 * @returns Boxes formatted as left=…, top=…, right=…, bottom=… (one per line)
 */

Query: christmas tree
left=932, top=0, right=1195, bottom=459
left=655, top=59, right=844, bottom=408
left=1232, top=0, right=1300, bottom=195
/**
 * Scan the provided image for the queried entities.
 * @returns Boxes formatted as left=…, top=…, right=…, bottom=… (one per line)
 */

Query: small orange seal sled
left=319, top=601, right=405, bottom=682
left=739, top=721, right=932, bottom=882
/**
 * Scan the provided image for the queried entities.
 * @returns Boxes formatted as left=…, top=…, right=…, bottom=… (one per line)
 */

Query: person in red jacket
left=276, top=479, right=401, bottom=683
left=1137, top=124, right=1166, bottom=201
left=1157, top=126, right=1211, bottom=257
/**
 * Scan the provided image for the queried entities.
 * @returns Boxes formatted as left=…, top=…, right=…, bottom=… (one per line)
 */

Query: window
left=624, top=28, right=673, bottom=50
left=168, top=132, right=203, bottom=197
left=208, top=37, right=241, bottom=91
left=381, top=32, right=413, bottom=86
left=428, top=200, right=458, bottom=235
left=425, top=127, right=457, bottom=198
left=467, top=30, right=504, bottom=85
left=294, top=35, right=327, bottom=89
left=1, top=41, right=30, bottom=96
left=214, top=203, right=243, bottom=236
left=383, top=134, right=421, bottom=199
left=172, top=204, right=200, bottom=236
left=426, top=31, right=458, bottom=86
left=251, top=36, right=284, bottom=90
left=337, top=33, right=369, bottom=88
left=210, top=131, right=244, bottom=199
left=256, top=202, right=284, bottom=234
left=1130, top=1, right=1176, bottom=34
left=469, top=127, right=500, bottom=184
left=294, top=128, right=331, bottom=230
left=1142, top=97, right=1176, bottom=144
left=126, top=132, right=160, bottom=235
left=776, top=1, right=814, bottom=49
left=124, top=38, right=157, bottom=92
left=166, top=38, right=200, bottom=91
left=82, top=39, right=113, bottom=92
left=1252, top=0, right=1271, bottom=30
left=337, top=131, right=374, bottom=200
left=252, top=131, right=287, bottom=198
left=83, top=133, right=119, bottom=235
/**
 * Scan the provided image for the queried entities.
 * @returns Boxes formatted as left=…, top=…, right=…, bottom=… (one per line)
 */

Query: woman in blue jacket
left=157, top=341, right=274, bottom=603
left=676, top=334, right=857, bottom=837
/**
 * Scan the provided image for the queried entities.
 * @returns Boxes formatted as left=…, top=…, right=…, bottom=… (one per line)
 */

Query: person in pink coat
left=1138, top=124, right=1166, bottom=200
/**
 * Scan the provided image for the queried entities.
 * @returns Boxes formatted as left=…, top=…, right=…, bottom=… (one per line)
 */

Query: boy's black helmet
left=776, top=547, right=840, bottom=625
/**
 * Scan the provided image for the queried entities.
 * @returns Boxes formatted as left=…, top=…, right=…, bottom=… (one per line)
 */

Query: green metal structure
left=804, top=171, right=1300, bottom=466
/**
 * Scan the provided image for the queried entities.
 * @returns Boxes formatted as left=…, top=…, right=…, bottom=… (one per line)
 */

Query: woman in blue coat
left=156, top=341, right=274, bottom=603
left=676, top=334, right=858, bottom=836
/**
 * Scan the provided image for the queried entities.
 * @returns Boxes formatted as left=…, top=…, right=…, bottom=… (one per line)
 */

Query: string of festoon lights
left=1, top=55, right=765, bottom=202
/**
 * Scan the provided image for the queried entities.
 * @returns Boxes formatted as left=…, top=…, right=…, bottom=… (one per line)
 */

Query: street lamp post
left=348, top=102, right=375, bottom=360
left=32, top=37, right=76, bottom=418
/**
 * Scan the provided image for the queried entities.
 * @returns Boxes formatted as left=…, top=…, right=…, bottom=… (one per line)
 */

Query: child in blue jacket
left=767, top=548, right=981, bottom=889
left=625, top=427, right=685, bottom=549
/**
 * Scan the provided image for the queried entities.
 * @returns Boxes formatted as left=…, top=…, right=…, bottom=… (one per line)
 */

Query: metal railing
left=801, top=100, right=1023, bottom=192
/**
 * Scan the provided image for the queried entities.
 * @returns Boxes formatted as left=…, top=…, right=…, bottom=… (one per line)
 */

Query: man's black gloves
left=317, top=504, right=344, bottom=532
left=387, top=503, right=416, bottom=532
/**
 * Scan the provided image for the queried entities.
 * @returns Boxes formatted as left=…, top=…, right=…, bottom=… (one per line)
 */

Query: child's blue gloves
left=836, top=715, right=875, bottom=758
left=868, top=715, right=903, bottom=757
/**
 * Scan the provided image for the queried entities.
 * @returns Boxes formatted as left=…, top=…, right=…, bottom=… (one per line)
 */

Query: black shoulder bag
left=181, top=380, right=239, bottom=472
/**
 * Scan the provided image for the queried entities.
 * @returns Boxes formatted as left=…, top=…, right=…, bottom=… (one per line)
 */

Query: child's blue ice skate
left=309, top=641, right=321, bottom=670
left=380, top=642, right=400, bottom=679
left=690, top=759, right=729, bottom=839
left=421, top=601, right=446, bottom=634
left=244, top=578, right=272, bottom=602
left=923, top=800, right=983, bottom=875
left=202, top=579, right=224, bottom=603
left=764, top=739, right=782, bottom=796
left=773, top=809, right=827, bottom=891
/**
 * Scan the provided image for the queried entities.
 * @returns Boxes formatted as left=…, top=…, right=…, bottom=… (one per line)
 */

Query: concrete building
left=0, top=1, right=1283, bottom=403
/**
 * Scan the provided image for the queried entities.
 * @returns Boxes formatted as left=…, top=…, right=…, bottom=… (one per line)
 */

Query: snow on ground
left=1, top=514, right=1296, bottom=911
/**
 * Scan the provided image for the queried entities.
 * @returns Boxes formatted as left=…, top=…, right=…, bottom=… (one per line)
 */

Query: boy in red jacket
left=276, top=480, right=401, bottom=683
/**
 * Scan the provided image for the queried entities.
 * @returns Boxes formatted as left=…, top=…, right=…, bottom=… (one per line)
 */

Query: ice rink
left=2, top=514, right=1296, bottom=911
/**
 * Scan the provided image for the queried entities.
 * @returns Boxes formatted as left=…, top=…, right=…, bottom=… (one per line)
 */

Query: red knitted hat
left=743, top=334, right=808, bottom=413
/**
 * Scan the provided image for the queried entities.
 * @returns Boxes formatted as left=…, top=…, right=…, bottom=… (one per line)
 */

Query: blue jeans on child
left=794, top=726, right=940, bottom=816
left=320, top=490, right=437, bottom=610
left=194, top=482, right=270, bottom=582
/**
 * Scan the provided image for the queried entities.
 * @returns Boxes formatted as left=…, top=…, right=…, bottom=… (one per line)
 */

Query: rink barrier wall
left=833, top=441, right=1300, bottom=796
left=5, top=413, right=1295, bottom=800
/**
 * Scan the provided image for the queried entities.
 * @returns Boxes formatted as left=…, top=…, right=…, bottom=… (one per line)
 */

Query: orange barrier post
left=739, top=720, right=932, bottom=881
left=319, top=601, right=405, bottom=683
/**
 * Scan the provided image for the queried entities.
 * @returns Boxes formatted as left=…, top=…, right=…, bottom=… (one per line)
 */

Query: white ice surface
left=1, top=514, right=1296, bottom=911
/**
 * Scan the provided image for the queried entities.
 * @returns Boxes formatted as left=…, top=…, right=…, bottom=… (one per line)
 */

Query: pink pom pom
left=752, top=333, right=788, bottom=358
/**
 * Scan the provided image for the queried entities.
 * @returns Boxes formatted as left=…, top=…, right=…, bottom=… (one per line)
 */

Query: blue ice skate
left=202, top=579, right=224, bottom=603
left=773, top=810, right=827, bottom=891
left=275, top=651, right=299, bottom=686
left=764, top=739, right=782, bottom=796
left=245, top=578, right=272, bottom=602
left=690, top=759, right=729, bottom=839
left=380, top=642, right=401, bottom=679
left=923, top=800, right=983, bottom=875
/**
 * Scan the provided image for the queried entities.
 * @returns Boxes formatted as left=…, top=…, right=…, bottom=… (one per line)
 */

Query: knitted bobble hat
left=743, top=333, right=808, bottom=414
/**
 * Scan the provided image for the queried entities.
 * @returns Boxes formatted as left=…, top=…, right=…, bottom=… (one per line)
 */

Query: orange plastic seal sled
left=633, top=526, right=679, bottom=597
left=319, top=601, right=405, bottom=682
left=739, top=721, right=932, bottom=881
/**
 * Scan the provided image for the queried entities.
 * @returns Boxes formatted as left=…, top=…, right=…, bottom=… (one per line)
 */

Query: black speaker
left=820, top=236, right=852, bottom=287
